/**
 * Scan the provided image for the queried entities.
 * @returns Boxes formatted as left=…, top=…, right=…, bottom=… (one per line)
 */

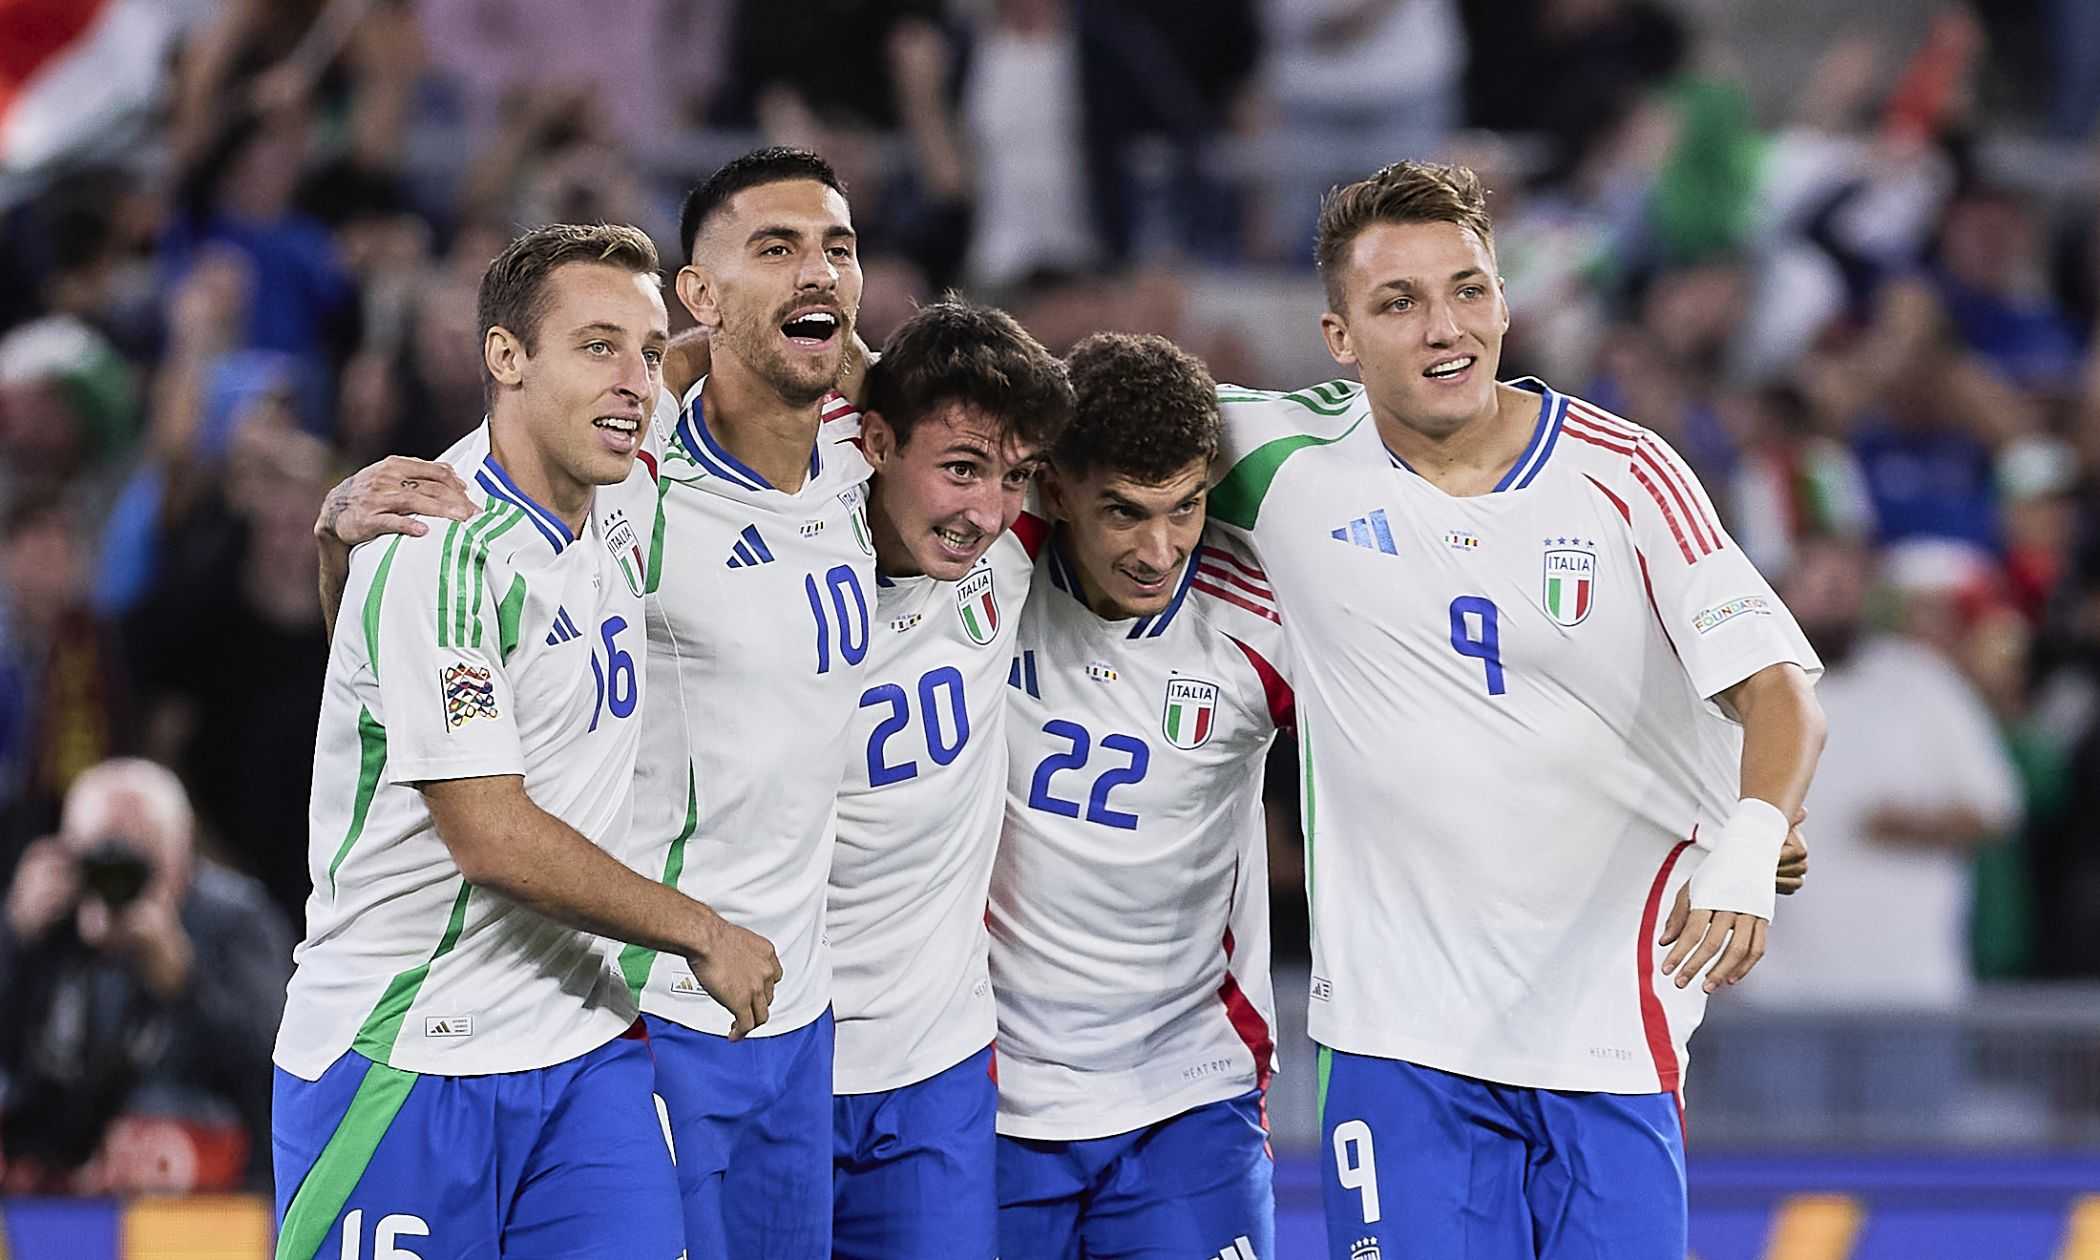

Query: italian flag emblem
left=1542, top=541, right=1596, bottom=627
left=1162, top=677, right=1220, bottom=749
left=957, top=566, right=999, bottom=645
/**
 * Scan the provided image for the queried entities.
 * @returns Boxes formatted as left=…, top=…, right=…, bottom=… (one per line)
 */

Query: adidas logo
left=1330, top=509, right=1398, bottom=556
left=424, top=1015, right=473, bottom=1038
left=1349, top=1240, right=1381, bottom=1260
left=1212, top=1237, right=1257, bottom=1260
left=725, top=524, right=776, bottom=568
left=544, top=607, right=582, bottom=646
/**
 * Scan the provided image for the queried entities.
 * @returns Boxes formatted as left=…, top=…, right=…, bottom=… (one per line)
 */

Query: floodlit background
left=2, top=0, right=2098, bottom=1256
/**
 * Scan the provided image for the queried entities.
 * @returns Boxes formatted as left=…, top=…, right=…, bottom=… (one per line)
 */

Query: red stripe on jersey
left=1219, top=929, right=1275, bottom=1101
left=1630, top=463, right=1697, bottom=564
left=636, top=448, right=659, bottom=482
left=1565, top=399, right=1641, bottom=442
left=1635, top=439, right=1716, bottom=556
left=1636, top=838, right=1694, bottom=1094
left=1192, top=580, right=1281, bottom=625
left=1227, top=633, right=1295, bottom=732
left=819, top=391, right=859, bottom=423
left=1639, top=436, right=1724, bottom=551
left=1196, top=559, right=1275, bottom=603
left=1561, top=418, right=1636, bottom=457
left=1584, top=474, right=1633, bottom=523
left=1010, top=510, right=1050, bottom=560
left=1202, top=546, right=1272, bottom=588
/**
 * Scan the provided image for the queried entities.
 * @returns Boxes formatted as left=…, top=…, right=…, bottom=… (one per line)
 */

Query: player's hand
left=317, top=456, right=476, bottom=547
left=1658, top=805, right=1802, bottom=990
left=685, top=914, right=783, bottom=1040
left=1659, top=908, right=1765, bottom=993
left=5, top=839, right=77, bottom=939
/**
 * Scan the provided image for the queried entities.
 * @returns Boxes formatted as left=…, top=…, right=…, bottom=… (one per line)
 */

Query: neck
left=700, top=351, right=826, bottom=493
left=488, top=408, right=591, bottom=532
left=1375, top=381, right=1540, bottom=497
left=868, top=483, right=914, bottom=578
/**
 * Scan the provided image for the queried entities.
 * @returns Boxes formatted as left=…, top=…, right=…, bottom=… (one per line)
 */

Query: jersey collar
left=1384, top=377, right=1567, bottom=493
left=475, top=453, right=576, bottom=553
left=1045, top=533, right=1201, bottom=639
left=675, top=376, right=823, bottom=493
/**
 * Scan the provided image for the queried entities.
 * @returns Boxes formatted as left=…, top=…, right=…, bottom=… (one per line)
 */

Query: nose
left=1423, top=298, right=1460, bottom=347
left=961, top=478, right=1009, bottom=535
left=1132, top=519, right=1181, bottom=575
left=613, top=348, right=652, bottom=401
left=796, top=246, right=839, bottom=293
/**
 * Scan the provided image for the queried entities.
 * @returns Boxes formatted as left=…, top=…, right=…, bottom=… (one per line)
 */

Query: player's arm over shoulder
left=1210, top=381, right=1365, bottom=530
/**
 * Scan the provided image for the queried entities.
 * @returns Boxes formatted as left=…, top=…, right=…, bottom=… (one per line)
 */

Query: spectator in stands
left=961, top=0, right=1099, bottom=289
left=0, top=491, right=130, bottom=862
left=0, top=758, right=289, bottom=1193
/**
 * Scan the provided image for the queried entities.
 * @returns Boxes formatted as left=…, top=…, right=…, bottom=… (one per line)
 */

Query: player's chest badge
left=604, top=509, right=646, bottom=598
left=840, top=486, right=875, bottom=555
left=1162, top=676, right=1221, bottom=749
left=956, top=565, right=999, bottom=645
left=1541, top=537, right=1597, bottom=627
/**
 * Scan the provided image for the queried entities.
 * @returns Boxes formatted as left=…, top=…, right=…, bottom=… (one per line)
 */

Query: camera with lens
left=74, top=839, right=153, bottom=910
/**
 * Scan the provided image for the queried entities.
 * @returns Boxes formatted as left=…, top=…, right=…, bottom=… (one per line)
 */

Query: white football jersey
left=277, top=423, right=655, bottom=1079
left=829, top=515, right=1049, bottom=1095
left=622, top=380, right=876, bottom=1038
left=990, top=530, right=1288, bottom=1140
left=1208, top=377, right=1821, bottom=1094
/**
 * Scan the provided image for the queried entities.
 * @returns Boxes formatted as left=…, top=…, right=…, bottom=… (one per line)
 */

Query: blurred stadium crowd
left=4, top=0, right=2100, bottom=1194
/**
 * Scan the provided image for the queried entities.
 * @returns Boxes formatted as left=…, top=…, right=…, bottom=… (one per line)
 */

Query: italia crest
left=605, top=509, right=646, bottom=597
left=956, top=566, right=999, bottom=645
left=1541, top=537, right=1596, bottom=627
left=1162, top=676, right=1220, bottom=749
left=841, top=487, right=875, bottom=556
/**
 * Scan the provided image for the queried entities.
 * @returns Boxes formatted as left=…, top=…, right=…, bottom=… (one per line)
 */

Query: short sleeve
left=360, top=520, right=527, bottom=785
left=1612, top=432, right=1822, bottom=703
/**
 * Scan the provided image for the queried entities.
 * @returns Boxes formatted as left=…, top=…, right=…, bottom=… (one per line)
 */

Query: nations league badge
left=1541, top=537, right=1597, bottom=627
left=1162, top=676, right=1220, bottom=749
left=605, top=508, right=646, bottom=597
left=956, top=565, right=998, bottom=646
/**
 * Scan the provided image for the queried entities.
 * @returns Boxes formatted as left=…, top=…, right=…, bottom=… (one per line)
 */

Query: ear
left=1319, top=310, right=1358, bottom=368
left=860, top=408, right=896, bottom=472
left=676, top=264, right=719, bottom=331
left=1496, top=274, right=1512, bottom=335
left=1036, top=464, right=1071, bottom=523
left=485, top=325, right=527, bottom=390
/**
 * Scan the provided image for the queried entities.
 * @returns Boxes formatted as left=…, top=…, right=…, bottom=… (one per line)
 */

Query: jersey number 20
left=862, top=666, right=970, bottom=787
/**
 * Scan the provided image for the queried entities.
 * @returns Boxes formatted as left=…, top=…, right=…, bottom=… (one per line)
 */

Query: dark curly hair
left=679, top=147, right=847, bottom=263
left=1055, top=332, right=1220, bottom=483
left=866, top=297, right=1074, bottom=454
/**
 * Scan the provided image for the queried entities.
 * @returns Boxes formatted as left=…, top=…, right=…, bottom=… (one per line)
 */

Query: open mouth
left=594, top=414, right=641, bottom=450
left=1424, top=355, right=1475, bottom=381
left=780, top=308, right=842, bottom=350
left=933, top=525, right=983, bottom=557
left=1121, top=568, right=1171, bottom=593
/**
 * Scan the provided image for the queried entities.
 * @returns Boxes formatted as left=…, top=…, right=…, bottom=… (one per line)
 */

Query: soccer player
left=318, top=148, right=872, bottom=1260
left=273, top=223, right=777, bottom=1260
left=1205, top=162, right=1827, bottom=1259
left=991, top=332, right=1289, bottom=1260
left=619, top=146, right=875, bottom=1260
left=827, top=299, right=1073, bottom=1259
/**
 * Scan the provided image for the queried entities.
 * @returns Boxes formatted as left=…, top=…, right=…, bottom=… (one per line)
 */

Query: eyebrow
left=571, top=322, right=668, bottom=346
left=747, top=224, right=859, bottom=245
left=1372, top=267, right=1487, bottom=295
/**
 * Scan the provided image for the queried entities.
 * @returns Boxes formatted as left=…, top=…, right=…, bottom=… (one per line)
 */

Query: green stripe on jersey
left=645, top=475, right=671, bottom=594
left=361, top=537, right=403, bottom=679
left=274, top=1058, right=418, bottom=1260
left=496, top=573, right=528, bottom=661
left=326, top=709, right=388, bottom=895
left=619, top=762, right=700, bottom=1001
left=350, top=881, right=474, bottom=1064
left=1208, top=418, right=1364, bottom=531
left=468, top=510, right=528, bottom=647
left=451, top=509, right=506, bottom=648
left=1301, top=727, right=1317, bottom=913
left=435, top=521, right=462, bottom=649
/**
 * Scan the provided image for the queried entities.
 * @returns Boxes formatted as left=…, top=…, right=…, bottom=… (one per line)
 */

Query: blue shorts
left=1317, top=1049, right=1686, bottom=1260
left=271, top=1028, right=680, bottom=1260
left=832, top=1045, right=997, bottom=1260
left=645, top=1008, right=834, bottom=1260
left=997, top=1088, right=1273, bottom=1260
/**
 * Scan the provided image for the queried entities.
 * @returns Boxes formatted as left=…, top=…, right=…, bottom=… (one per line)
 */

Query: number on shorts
left=1332, top=1119, right=1382, bottom=1224
left=339, top=1209, right=431, bottom=1260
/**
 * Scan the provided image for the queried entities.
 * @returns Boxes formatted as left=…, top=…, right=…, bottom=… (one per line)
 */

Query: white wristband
left=1688, top=797, right=1788, bottom=922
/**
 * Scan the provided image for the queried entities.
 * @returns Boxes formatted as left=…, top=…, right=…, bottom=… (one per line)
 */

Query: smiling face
left=865, top=400, right=1046, bottom=581
left=680, top=178, right=862, bottom=408
left=1320, top=219, right=1509, bottom=440
left=488, top=260, right=668, bottom=496
left=1045, top=456, right=1209, bottom=619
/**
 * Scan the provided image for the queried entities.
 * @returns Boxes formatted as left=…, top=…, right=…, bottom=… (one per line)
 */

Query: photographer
left=0, top=758, right=289, bottom=1192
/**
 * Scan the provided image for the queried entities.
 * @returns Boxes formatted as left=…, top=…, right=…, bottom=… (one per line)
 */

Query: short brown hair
left=866, top=296, right=1074, bottom=454
left=476, top=223, right=661, bottom=371
left=1055, top=333, right=1219, bottom=484
left=1314, top=161, right=1495, bottom=311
